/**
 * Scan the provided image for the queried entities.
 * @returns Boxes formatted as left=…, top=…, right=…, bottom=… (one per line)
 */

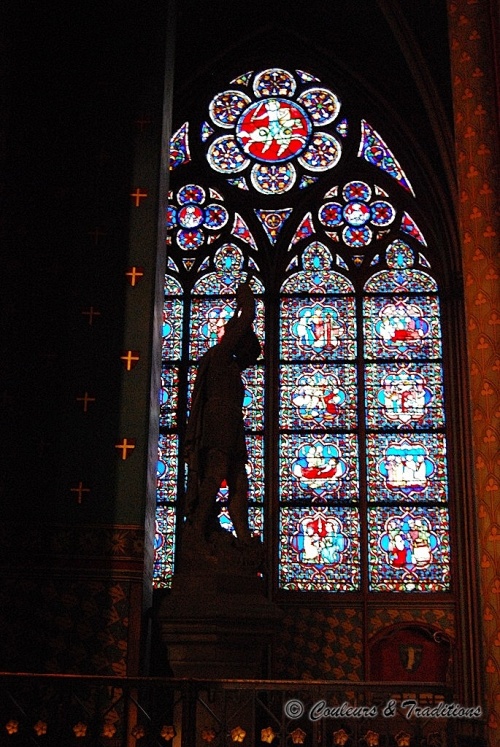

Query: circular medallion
left=342, top=181, right=371, bottom=202
left=253, top=68, right=296, bottom=98
left=209, top=90, right=252, bottom=129
left=204, top=204, right=229, bottom=229
left=178, top=204, right=205, bottom=229
left=342, top=225, right=372, bottom=248
left=177, top=229, right=204, bottom=250
left=207, top=135, right=250, bottom=173
left=297, top=132, right=341, bottom=172
left=236, top=98, right=312, bottom=163
left=370, top=200, right=396, bottom=227
left=343, top=201, right=371, bottom=227
left=319, top=202, right=343, bottom=227
left=177, top=184, right=205, bottom=204
left=297, top=87, right=341, bottom=125
left=250, top=163, right=296, bottom=194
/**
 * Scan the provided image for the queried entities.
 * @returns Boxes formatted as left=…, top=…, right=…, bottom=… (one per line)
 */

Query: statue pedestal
left=158, top=535, right=282, bottom=679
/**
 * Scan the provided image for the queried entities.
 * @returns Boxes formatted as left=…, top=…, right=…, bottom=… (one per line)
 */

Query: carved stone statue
left=182, top=282, right=261, bottom=555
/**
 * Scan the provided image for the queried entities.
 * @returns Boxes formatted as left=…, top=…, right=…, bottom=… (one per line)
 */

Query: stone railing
left=0, top=674, right=485, bottom=747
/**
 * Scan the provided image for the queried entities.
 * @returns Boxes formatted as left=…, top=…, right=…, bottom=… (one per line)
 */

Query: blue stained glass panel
left=368, top=506, right=450, bottom=591
left=364, top=269, right=437, bottom=294
left=279, top=433, right=359, bottom=503
left=189, top=297, right=265, bottom=360
left=159, top=365, right=179, bottom=428
left=162, top=298, right=183, bottom=360
left=363, top=294, right=442, bottom=360
left=280, top=296, right=357, bottom=360
left=386, top=239, right=414, bottom=268
left=157, top=433, right=179, bottom=504
left=280, top=363, right=357, bottom=430
left=279, top=507, right=361, bottom=591
left=366, top=433, right=448, bottom=503
left=153, top=507, right=177, bottom=588
left=365, top=362, right=444, bottom=430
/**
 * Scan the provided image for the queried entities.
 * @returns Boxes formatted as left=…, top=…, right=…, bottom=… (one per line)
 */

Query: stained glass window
left=154, top=67, right=451, bottom=595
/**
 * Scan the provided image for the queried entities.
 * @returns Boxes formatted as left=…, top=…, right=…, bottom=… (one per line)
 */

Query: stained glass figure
left=401, top=211, right=427, bottom=245
left=368, top=507, right=450, bottom=591
left=364, top=295, right=441, bottom=360
left=367, top=433, right=447, bottom=502
left=169, top=122, right=190, bottom=170
left=280, top=364, right=357, bottom=429
left=281, top=297, right=356, bottom=361
left=236, top=98, right=312, bottom=161
left=280, top=433, right=358, bottom=503
left=280, top=507, right=361, bottom=591
left=205, top=68, right=344, bottom=194
left=365, top=363, right=443, bottom=430
left=359, top=120, right=415, bottom=195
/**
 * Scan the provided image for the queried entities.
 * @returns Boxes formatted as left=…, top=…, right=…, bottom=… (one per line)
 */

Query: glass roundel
left=236, top=98, right=312, bottom=163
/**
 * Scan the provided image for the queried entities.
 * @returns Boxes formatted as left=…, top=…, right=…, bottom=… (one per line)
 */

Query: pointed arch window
left=153, top=67, right=451, bottom=596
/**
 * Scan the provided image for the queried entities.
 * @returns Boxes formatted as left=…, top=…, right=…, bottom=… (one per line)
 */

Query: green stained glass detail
left=359, top=120, right=415, bottom=196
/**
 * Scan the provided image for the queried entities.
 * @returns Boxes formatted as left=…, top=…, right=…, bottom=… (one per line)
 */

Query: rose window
left=166, top=184, right=229, bottom=250
left=205, top=68, right=344, bottom=194
left=318, top=180, right=396, bottom=248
